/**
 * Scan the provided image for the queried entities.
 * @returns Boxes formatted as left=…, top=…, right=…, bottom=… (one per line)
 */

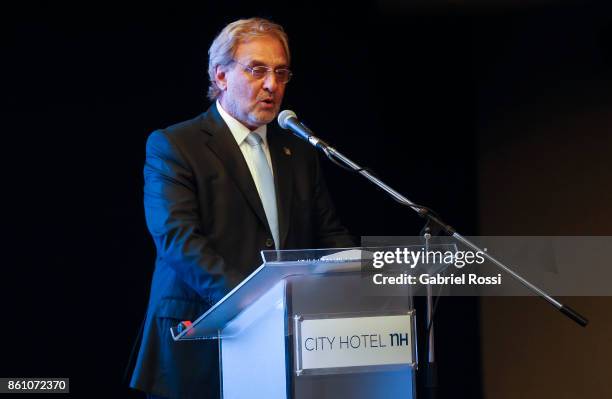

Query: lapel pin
left=283, top=147, right=292, bottom=156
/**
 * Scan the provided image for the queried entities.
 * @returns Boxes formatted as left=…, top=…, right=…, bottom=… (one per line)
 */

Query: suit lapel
left=200, top=106, right=270, bottom=234
left=268, top=129, right=293, bottom=249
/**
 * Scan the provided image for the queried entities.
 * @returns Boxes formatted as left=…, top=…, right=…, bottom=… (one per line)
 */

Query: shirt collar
left=216, top=100, right=267, bottom=146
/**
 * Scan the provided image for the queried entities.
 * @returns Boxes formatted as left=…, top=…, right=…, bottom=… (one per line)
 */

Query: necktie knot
left=245, top=132, right=264, bottom=147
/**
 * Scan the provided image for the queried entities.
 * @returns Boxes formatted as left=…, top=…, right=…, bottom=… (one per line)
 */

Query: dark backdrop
left=474, top=2, right=612, bottom=398
left=2, top=3, right=476, bottom=398
left=4, top=1, right=610, bottom=398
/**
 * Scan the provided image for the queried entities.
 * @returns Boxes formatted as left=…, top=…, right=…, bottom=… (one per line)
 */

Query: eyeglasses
left=232, top=60, right=293, bottom=84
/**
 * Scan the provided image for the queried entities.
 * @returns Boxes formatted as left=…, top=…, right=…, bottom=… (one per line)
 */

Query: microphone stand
left=280, top=120, right=589, bottom=397
left=317, top=142, right=588, bottom=327
left=312, top=138, right=589, bottom=398
left=421, top=225, right=438, bottom=399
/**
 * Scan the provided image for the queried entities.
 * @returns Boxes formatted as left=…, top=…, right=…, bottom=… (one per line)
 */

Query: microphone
left=277, top=110, right=329, bottom=149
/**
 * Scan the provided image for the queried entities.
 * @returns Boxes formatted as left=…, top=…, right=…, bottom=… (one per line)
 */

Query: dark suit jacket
left=130, top=104, right=355, bottom=399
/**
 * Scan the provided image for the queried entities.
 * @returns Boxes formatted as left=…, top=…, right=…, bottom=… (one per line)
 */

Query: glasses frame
left=232, top=60, right=293, bottom=84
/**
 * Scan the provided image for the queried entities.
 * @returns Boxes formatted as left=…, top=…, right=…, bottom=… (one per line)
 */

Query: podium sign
left=294, top=312, right=416, bottom=376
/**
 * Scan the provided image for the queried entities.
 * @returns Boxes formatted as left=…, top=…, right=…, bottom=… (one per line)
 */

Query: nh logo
left=389, top=333, right=409, bottom=346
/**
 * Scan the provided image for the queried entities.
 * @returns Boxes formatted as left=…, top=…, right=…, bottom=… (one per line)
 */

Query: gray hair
left=207, top=17, right=290, bottom=101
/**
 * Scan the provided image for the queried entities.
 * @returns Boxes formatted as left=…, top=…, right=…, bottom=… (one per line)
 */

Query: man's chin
left=250, top=110, right=278, bottom=127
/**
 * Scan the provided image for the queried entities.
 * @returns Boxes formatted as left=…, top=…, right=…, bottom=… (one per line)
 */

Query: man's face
left=216, top=35, right=289, bottom=130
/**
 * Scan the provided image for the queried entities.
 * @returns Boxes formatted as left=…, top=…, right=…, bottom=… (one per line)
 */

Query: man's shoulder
left=144, top=110, right=212, bottom=160
left=147, top=105, right=221, bottom=147
left=156, top=112, right=206, bottom=140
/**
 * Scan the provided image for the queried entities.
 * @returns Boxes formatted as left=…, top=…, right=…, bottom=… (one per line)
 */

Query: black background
left=2, top=1, right=611, bottom=398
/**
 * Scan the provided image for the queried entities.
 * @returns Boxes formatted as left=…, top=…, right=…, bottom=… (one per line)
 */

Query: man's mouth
left=259, top=98, right=275, bottom=109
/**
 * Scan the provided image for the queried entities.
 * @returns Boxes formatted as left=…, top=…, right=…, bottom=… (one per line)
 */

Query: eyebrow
left=247, top=59, right=290, bottom=69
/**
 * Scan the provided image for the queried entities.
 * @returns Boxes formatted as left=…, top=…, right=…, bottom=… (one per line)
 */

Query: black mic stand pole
left=421, top=225, right=438, bottom=399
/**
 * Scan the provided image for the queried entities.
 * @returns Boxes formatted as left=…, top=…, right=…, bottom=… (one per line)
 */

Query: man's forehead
left=234, top=36, right=289, bottom=65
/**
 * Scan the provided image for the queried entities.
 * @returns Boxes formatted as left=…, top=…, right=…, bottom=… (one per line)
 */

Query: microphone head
left=277, top=110, right=297, bottom=130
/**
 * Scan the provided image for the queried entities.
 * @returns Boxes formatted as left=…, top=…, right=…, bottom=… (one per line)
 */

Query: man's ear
left=215, top=65, right=227, bottom=91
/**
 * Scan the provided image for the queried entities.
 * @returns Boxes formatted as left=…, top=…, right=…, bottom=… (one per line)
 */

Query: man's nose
left=262, top=72, right=279, bottom=91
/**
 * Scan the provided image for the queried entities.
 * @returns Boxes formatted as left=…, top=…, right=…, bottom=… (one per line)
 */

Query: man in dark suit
left=130, top=17, right=355, bottom=399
